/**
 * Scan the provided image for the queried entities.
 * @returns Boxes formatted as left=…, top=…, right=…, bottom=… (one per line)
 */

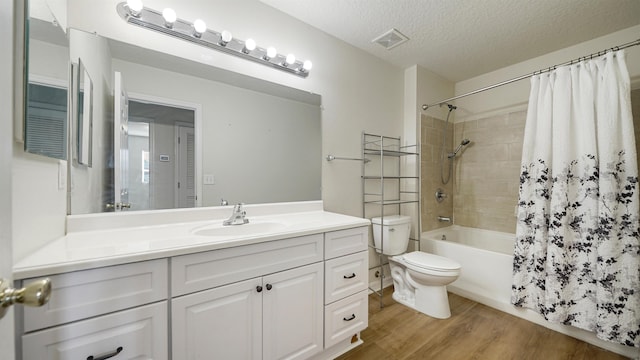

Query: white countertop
left=13, top=202, right=370, bottom=279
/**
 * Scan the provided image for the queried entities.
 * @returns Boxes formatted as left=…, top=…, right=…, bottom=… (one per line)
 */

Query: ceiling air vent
left=371, top=28, right=409, bottom=50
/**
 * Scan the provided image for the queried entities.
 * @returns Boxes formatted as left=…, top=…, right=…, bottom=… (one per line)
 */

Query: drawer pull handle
left=87, top=346, right=123, bottom=360
left=256, top=286, right=263, bottom=292
left=343, top=273, right=356, bottom=279
left=343, top=314, right=356, bottom=321
left=266, top=284, right=273, bottom=291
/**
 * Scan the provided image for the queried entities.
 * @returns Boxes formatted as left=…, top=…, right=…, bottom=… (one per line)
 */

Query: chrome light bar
left=116, top=2, right=311, bottom=78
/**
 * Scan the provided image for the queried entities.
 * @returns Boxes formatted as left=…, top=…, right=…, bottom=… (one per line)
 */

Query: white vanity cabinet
left=16, top=219, right=370, bottom=360
left=172, top=263, right=324, bottom=360
left=171, top=234, right=325, bottom=360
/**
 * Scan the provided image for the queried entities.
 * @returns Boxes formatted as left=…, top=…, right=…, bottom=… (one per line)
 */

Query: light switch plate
left=204, top=174, right=215, bottom=185
left=58, top=161, right=66, bottom=190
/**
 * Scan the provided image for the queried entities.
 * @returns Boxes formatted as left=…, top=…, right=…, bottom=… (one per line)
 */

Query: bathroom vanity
left=13, top=202, right=370, bottom=360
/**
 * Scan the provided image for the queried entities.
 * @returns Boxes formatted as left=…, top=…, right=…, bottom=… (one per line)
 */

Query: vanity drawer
left=22, top=301, right=168, bottom=360
left=23, top=259, right=168, bottom=332
left=324, top=290, right=368, bottom=348
left=325, top=226, right=368, bottom=259
left=325, top=251, right=368, bottom=304
left=171, top=234, right=323, bottom=296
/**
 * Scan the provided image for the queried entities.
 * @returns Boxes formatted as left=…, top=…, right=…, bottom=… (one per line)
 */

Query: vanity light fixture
left=219, top=30, right=232, bottom=46
left=243, top=38, right=256, bottom=54
left=264, top=46, right=277, bottom=61
left=116, top=2, right=312, bottom=78
left=284, top=53, right=296, bottom=67
left=301, top=60, right=313, bottom=72
left=192, top=19, right=207, bottom=37
left=162, top=8, right=177, bottom=28
left=126, top=0, right=143, bottom=17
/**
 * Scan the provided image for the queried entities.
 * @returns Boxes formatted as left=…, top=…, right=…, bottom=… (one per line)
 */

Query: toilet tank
left=371, top=215, right=411, bottom=255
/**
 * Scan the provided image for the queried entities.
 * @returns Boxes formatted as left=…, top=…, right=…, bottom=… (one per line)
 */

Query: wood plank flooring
left=336, top=290, right=632, bottom=360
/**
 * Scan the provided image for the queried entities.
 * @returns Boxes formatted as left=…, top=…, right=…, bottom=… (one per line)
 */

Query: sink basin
left=193, top=221, right=287, bottom=237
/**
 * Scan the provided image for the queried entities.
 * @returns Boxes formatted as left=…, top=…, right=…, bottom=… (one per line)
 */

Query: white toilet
left=372, top=215, right=461, bottom=319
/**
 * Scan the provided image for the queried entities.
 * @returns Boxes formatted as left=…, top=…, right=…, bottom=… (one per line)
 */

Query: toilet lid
left=403, top=251, right=461, bottom=271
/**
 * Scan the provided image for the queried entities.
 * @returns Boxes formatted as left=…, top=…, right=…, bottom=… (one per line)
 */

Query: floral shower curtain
left=512, top=50, right=640, bottom=347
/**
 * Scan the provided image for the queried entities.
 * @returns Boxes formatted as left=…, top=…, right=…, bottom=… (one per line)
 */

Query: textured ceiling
left=260, top=0, right=640, bottom=82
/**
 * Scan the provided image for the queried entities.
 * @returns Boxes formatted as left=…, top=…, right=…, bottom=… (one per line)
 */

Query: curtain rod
left=422, top=38, right=640, bottom=110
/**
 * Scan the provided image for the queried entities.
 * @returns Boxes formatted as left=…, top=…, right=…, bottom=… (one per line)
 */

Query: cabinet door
left=22, top=302, right=167, bottom=360
left=172, top=277, right=263, bottom=360
left=263, top=262, right=323, bottom=360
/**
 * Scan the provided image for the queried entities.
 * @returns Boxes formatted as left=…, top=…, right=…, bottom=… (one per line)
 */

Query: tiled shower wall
left=420, top=114, right=454, bottom=231
left=421, top=89, right=640, bottom=235
left=451, top=111, right=526, bottom=233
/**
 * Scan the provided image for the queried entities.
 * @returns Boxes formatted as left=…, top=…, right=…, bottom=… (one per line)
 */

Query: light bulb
left=266, top=47, right=277, bottom=59
left=193, top=19, right=207, bottom=36
left=220, top=30, right=232, bottom=45
left=162, top=8, right=176, bottom=27
left=126, top=0, right=143, bottom=15
left=302, top=60, right=313, bottom=71
left=243, top=38, right=256, bottom=53
left=285, top=54, right=296, bottom=66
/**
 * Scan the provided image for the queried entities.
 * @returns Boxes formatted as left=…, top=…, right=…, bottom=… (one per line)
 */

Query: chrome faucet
left=223, top=203, right=249, bottom=226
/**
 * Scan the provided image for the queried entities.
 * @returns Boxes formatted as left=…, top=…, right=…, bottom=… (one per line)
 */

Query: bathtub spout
left=437, top=216, right=451, bottom=222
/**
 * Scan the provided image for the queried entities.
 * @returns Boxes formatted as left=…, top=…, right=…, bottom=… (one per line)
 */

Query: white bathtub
left=421, top=225, right=515, bottom=305
left=420, top=225, right=637, bottom=358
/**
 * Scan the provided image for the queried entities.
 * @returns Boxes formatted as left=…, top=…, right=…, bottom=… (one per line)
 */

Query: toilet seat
left=402, top=251, right=461, bottom=273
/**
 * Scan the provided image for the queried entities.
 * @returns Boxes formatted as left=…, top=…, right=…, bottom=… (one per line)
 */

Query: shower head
left=448, top=139, right=471, bottom=158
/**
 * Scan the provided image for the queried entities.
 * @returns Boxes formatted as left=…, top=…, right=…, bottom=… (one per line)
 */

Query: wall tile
left=421, top=115, right=453, bottom=231
left=450, top=109, right=524, bottom=234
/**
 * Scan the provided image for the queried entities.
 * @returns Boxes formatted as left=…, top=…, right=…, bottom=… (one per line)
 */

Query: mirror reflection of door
left=128, top=100, right=195, bottom=211
left=128, top=121, right=150, bottom=210
left=113, top=71, right=130, bottom=211
left=176, top=123, right=196, bottom=208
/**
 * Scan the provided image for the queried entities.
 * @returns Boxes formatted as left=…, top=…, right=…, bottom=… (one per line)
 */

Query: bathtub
left=420, top=225, right=514, bottom=306
left=420, top=225, right=637, bottom=358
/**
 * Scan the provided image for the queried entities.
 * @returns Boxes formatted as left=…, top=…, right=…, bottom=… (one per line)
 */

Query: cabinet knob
left=0, top=278, right=52, bottom=319
left=266, top=284, right=272, bottom=291
left=343, top=273, right=356, bottom=279
left=256, top=286, right=263, bottom=293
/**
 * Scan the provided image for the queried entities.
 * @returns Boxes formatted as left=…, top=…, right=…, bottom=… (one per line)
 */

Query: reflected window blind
left=25, top=83, right=68, bottom=160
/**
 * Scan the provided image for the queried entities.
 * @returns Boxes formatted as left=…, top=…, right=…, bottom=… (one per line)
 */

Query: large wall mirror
left=26, top=1, right=322, bottom=215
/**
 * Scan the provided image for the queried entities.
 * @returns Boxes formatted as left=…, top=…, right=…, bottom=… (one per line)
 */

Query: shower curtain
left=512, top=50, right=640, bottom=347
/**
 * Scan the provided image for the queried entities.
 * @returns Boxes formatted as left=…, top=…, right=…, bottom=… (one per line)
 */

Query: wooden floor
left=336, top=290, right=631, bottom=360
